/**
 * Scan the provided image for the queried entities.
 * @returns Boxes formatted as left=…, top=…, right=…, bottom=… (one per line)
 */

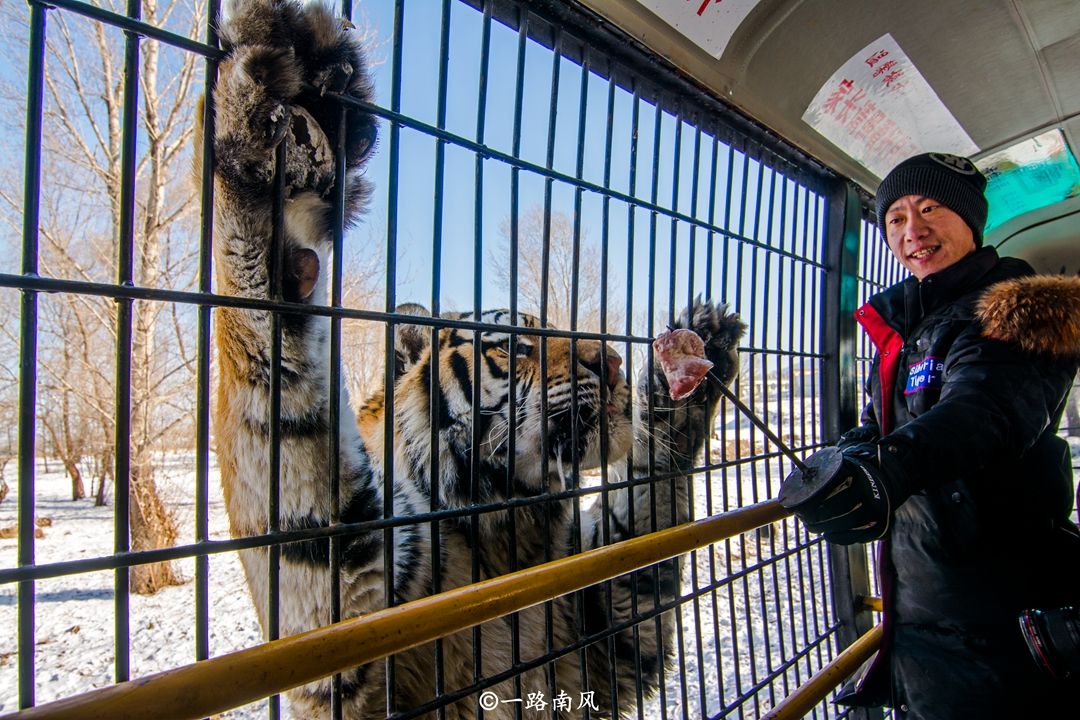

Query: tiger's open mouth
left=544, top=386, right=632, bottom=469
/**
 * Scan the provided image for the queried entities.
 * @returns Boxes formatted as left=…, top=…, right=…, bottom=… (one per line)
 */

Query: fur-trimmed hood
left=977, top=275, right=1080, bottom=356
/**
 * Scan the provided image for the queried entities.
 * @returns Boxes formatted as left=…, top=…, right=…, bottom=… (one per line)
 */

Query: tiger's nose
left=581, top=343, right=622, bottom=389
left=605, top=355, right=622, bottom=388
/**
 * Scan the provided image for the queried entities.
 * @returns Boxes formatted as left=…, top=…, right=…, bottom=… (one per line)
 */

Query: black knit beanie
left=875, top=152, right=989, bottom=247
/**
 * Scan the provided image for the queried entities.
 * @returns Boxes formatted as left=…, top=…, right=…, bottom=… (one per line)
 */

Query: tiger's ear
left=393, top=303, right=433, bottom=378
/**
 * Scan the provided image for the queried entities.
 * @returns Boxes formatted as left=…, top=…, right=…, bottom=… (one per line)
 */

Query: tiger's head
left=376, top=305, right=633, bottom=501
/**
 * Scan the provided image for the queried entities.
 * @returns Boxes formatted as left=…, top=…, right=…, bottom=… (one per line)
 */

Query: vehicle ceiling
left=576, top=0, right=1080, bottom=274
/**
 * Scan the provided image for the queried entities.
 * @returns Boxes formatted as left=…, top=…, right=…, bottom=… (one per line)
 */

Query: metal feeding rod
left=709, top=370, right=810, bottom=474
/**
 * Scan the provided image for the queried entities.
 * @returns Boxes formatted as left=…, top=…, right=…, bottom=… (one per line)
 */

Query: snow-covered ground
left=0, top=447, right=846, bottom=719
left=0, top=455, right=273, bottom=717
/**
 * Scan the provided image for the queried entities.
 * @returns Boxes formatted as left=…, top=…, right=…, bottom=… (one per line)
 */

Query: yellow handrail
left=3, top=500, right=789, bottom=720
left=761, top=623, right=884, bottom=720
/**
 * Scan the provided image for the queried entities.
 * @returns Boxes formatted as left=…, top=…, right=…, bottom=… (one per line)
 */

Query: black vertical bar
left=429, top=0, right=452, bottom=715
left=539, top=25, right=560, bottom=707
left=622, top=82, right=645, bottom=720
left=266, top=141, right=287, bottom=720
left=613, top=73, right=635, bottom=720
left=825, top=205, right=849, bottom=720
left=569, top=50, right=586, bottom=333
left=328, top=102, right=346, bottom=720
left=17, top=2, right=46, bottom=709
left=867, top=214, right=879, bottom=292
left=665, top=112, right=690, bottom=720
left=702, top=133, right=726, bottom=714
left=771, top=171, right=792, bottom=701
left=865, top=214, right=874, bottom=288
left=685, top=122, right=706, bottom=719
left=721, top=142, right=735, bottom=303
left=870, top=213, right=880, bottom=290
left=746, top=150, right=769, bottom=715
left=786, top=178, right=798, bottom=457
left=644, top=97, right=667, bottom=720
left=732, top=141, right=755, bottom=709
left=383, top=0, right=405, bottom=713
left=821, top=181, right=875, bottom=703
left=820, top=181, right=860, bottom=453
left=814, top=190, right=833, bottom=689
left=645, top=99, right=661, bottom=549
left=804, top=187, right=818, bottom=453
left=734, top=141, right=748, bottom=309
left=568, top=38, right=590, bottom=720
left=755, top=159, right=774, bottom=710
left=704, top=134, right=718, bottom=297
left=469, top=3, right=492, bottom=708
left=666, top=115, right=681, bottom=326
left=195, top=0, right=220, bottom=669
left=328, top=3, right=353, bottom=716
left=599, top=66, right=618, bottom=719
left=782, top=176, right=804, bottom=696
left=597, top=76, right=615, bottom=471
left=810, top=192, right=823, bottom=449
left=717, top=143, right=739, bottom=711
left=499, top=9, right=528, bottom=718
left=772, top=171, right=791, bottom=705
left=113, top=0, right=142, bottom=685
left=684, top=122, right=700, bottom=310
left=805, top=190, right=827, bottom=681
left=596, top=59, right=622, bottom=712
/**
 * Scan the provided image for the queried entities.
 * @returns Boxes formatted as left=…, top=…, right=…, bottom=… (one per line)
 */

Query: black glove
left=779, top=443, right=900, bottom=545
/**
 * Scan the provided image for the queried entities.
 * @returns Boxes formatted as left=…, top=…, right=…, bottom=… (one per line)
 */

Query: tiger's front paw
left=213, top=44, right=304, bottom=190
left=672, top=299, right=745, bottom=389
left=292, top=2, right=378, bottom=169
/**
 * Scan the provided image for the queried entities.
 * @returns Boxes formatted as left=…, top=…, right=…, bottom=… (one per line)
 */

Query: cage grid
left=0, top=0, right=890, bottom=718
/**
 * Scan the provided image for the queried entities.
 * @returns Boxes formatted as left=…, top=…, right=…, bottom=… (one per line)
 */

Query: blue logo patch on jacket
left=905, top=356, right=943, bottom=394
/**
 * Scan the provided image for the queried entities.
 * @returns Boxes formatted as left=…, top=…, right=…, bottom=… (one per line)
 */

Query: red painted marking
left=836, top=87, right=867, bottom=123
left=865, top=49, right=889, bottom=67
left=872, top=59, right=898, bottom=78
left=882, top=69, right=904, bottom=87
left=697, top=0, right=722, bottom=16
left=822, top=78, right=855, bottom=115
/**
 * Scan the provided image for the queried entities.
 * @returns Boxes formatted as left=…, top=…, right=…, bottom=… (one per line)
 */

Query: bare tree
left=0, top=0, right=204, bottom=592
left=0, top=327, right=14, bottom=506
left=491, top=205, right=621, bottom=333
left=38, top=299, right=89, bottom=501
left=340, top=249, right=392, bottom=404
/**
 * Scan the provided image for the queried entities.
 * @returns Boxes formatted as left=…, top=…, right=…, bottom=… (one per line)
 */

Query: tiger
left=199, top=1, right=745, bottom=717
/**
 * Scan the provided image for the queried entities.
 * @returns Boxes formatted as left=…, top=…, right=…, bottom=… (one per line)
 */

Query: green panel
left=979, top=129, right=1080, bottom=233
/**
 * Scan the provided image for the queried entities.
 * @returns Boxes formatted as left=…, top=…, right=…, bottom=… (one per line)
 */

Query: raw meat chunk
left=653, top=328, right=714, bottom=400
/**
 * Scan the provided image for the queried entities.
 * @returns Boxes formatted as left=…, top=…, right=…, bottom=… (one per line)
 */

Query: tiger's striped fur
left=204, top=1, right=745, bottom=717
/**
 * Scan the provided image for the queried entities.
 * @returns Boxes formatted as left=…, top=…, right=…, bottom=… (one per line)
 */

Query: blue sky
left=354, top=0, right=815, bottom=338
left=350, top=0, right=829, bottom=353
left=0, top=0, right=828, bottom=352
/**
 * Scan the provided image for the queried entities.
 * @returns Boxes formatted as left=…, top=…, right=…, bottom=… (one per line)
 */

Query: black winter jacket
left=838, top=248, right=1080, bottom=717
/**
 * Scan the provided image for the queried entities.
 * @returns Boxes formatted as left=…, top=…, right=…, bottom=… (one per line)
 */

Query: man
left=780, top=152, right=1080, bottom=718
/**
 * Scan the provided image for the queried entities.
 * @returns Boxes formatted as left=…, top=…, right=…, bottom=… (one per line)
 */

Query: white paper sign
left=802, top=34, right=978, bottom=178
left=636, top=0, right=763, bottom=59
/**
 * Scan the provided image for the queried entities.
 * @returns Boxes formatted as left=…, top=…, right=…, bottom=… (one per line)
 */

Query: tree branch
left=51, top=14, right=112, bottom=164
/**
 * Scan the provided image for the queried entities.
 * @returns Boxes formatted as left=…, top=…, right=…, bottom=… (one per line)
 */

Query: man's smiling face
left=884, top=194, right=977, bottom=280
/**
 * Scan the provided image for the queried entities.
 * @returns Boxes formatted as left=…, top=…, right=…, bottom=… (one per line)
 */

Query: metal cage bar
left=5, top=501, right=790, bottom=720
left=111, top=0, right=143, bottom=686
left=16, top=2, right=47, bottom=710
left=0, top=1, right=867, bottom=718
left=426, top=3, right=454, bottom=716
left=194, top=0, right=221, bottom=673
